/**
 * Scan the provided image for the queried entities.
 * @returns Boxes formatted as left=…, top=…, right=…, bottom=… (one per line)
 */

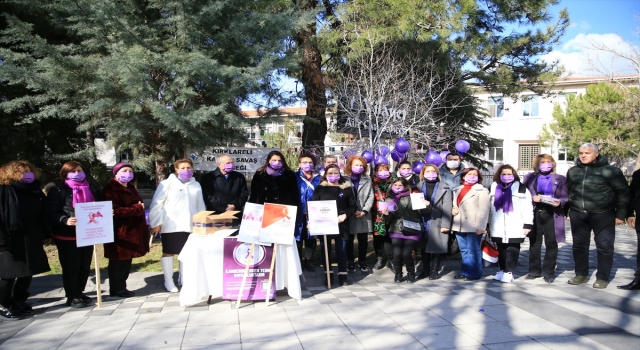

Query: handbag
left=481, top=234, right=499, bottom=267
left=399, top=219, right=423, bottom=236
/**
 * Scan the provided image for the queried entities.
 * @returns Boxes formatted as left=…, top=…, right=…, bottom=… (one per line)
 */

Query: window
left=488, top=97, right=504, bottom=118
left=246, top=132, right=256, bottom=140
left=519, top=145, right=540, bottom=170
left=487, top=140, right=504, bottom=161
left=558, top=148, right=575, bottom=162
left=277, top=124, right=285, bottom=133
left=522, top=96, right=539, bottom=117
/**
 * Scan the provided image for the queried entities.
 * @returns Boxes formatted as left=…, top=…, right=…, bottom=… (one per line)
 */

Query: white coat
left=488, top=181, right=534, bottom=243
left=149, top=174, right=206, bottom=233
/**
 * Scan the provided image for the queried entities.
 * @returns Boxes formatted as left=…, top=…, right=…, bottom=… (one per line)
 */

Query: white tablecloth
left=178, top=230, right=302, bottom=306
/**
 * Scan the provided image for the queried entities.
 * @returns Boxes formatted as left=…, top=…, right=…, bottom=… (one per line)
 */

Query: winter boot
left=394, top=266, right=406, bottom=283
left=373, top=257, right=384, bottom=270
left=406, top=273, right=416, bottom=284
left=418, top=252, right=431, bottom=280
left=429, top=254, right=442, bottom=280
left=338, top=274, right=349, bottom=286
left=161, top=257, right=179, bottom=293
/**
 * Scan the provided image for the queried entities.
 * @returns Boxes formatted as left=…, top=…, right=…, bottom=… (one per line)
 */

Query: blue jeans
left=455, top=231, right=482, bottom=279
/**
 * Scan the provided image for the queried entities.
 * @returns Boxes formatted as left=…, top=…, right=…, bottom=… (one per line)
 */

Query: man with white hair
left=200, top=154, right=249, bottom=218
left=566, top=143, right=630, bottom=289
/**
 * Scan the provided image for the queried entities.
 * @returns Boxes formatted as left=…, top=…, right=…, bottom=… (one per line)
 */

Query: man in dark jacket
left=200, top=155, right=249, bottom=219
left=619, top=167, right=640, bottom=290
left=566, top=143, right=630, bottom=289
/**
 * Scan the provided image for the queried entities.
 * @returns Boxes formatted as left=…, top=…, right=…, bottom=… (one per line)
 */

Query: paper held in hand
left=377, top=201, right=397, bottom=212
left=307, top=200, right=339, bottom=236
left=258, top=203, right=297, bottom=245
left=410, top=193, right=427, bottom=209
left=75, top=201, right=114, bottom=247
left=538, top=195, right=559, bottom=205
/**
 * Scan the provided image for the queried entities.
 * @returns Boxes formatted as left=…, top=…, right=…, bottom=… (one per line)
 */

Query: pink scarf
left=65, top=179, right=94, bottom=207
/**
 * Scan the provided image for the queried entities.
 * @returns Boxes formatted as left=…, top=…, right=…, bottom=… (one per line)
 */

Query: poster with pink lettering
left=75, top=201, right=114, bottom=247
left=222, top=238, right=276, bottom=300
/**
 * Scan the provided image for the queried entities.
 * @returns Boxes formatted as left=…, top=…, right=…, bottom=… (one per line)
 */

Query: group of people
left=1, top=141, right=639, bottom=321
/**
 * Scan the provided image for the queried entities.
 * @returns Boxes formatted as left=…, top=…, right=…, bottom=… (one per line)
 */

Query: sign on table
left=75, top=201, right=114, bottom=247
left=189, top=147, right=278, bottom=172
left=222, top=238, right=276, bottom=300
left=307, top=200, right=339, bottom=236
left=258, top=203, right=297, bottom=245
left=237, top=203, right=268, bottom=245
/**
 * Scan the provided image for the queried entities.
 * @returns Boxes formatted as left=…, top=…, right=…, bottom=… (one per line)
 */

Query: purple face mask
left=500, top=174, right=515, bottom=184
left=269, top=161, right=283, bottom=170
left=67, top=171, right=86, bottom=182
left=326, top=175, right=341, bottom=183
left=300, top=163, right=314, bottom=172
left=539, top=163, right=553, bottom=173
left=21, top=172, right=35, bottom=184
left=424, top=172, right=438, bottom=181
left=464, top=176, right=478, bottom=185
left=351, top=166, right=365, bottom=175
left=116, top=172, right=134, bottom=183
left=399, top=169, right=412, bottom=177
left=391, top=186, right=405, bottom=194
left=223, top=164, right=235, bottom=173
left=178, top=169, right=193, bottom=181
left=376, top=171, right=390, bottom=179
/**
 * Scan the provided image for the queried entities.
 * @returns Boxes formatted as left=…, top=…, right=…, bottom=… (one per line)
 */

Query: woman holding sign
left=0, top=161, right=50, bottom=320
left=101, top=163, right=149, bottom=298
left=310, top=164, right=357, bottom=286
left=149, top=158, right=206, bottom=293
left=48, top=161, right=101, bottom=308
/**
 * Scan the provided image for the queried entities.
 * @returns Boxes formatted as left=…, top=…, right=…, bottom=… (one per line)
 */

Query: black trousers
left=391, top=238, right=418, bottom=274
left=55, top=239, right=93, bottom=298
left=570, top=210, right=615, bottom=281
left=529, top=210, right=558, bottom=277
left=108, top=259, right=132, bottom=294
left=0, top=276, right=32, bottom=308
left=346, top=233, right=368, bottom=263
left=373, top=234, right=393, bottom=258
left=635, top=227, right=640, bottom=278
left=497, top=242, right=520, bottom=273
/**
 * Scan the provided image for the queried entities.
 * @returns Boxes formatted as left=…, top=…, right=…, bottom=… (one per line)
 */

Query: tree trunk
left=154, top=151, right=168, bottom=186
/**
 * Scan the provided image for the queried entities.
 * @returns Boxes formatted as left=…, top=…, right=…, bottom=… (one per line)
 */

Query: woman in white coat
left=488, top=164, right=533, bottom=283
left=149, top=159, right=206, bottom=292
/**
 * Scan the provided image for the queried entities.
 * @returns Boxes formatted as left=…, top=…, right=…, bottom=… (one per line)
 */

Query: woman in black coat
left=248, top=150, right=300, bottom=208
left=0, top=161, right=50, bottom=320
left=47, top=161, right=101, bottom=308
left=310, top=164, right=357, bottom=286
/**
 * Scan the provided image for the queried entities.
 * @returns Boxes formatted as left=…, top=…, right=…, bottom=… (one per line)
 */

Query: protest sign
left=237, top=203, right=268, bottom=245
left=258, top=203, right=296, bottom=245
left=75, top=201, right=114, bottom=247
left=307, top=200, right=339, bottom=236
left=410, top=193, right=427, bottom=209
left=222, top=238, right=275, bottom=301
left=377, top=201, right=397, bottom=212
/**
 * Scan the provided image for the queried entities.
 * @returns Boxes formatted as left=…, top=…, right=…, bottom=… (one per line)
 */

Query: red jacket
left=102, top=179, right=149, bottom=260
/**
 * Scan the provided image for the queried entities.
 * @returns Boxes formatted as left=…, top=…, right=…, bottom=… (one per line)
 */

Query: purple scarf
left=493, top=183, right=513, bottom=213
left=536, top=173, right=553, bottom=196
left=350, top=175, right=361, bottom=192
left=265, top=166, right=283, bottom=177
left=65, top=179, right=95, bottom=208
left=391, top=190, right=411, bottom=206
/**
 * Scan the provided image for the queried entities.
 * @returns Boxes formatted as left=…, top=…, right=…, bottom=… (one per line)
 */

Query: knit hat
left=112, top=162, right=133, bottom=175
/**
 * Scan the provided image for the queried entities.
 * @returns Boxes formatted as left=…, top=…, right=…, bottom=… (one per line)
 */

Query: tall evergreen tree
left=1, top=0, right=303, bottom=183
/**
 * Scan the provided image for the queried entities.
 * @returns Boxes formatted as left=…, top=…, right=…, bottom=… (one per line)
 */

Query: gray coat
left=418, top=181, right=453, bottom=254
left=347, top=176, right=374, bottom=233
left=452, top=184, right=490, bottom=233
left=439, top=163, right=466, bottom=189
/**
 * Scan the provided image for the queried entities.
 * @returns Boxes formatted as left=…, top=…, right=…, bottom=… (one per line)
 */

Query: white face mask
left=446, top=160, right=460, bottom=169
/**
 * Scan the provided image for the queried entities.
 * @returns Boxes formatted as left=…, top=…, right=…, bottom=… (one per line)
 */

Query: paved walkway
left=1, top=224, right=639, bottom=349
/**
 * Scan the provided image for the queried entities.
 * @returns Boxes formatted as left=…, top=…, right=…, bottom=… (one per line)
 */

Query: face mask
left=178, top=169, right=193, bottom=181
left=300, top=163, right=314, bottom=172
left=21, top=172, right=35, bottom=184
left=67, top=172, right=86, bottom=182
left=446, top=161, right=460, bottom=169
left=399, top=169, right=412, bottom=177
left=391, top=186, right=405, bottom=194
left=269, top=161, right=283, bottom=170
left=326, top=175, right=341, bottom=183
left=539, top=163, right=553, bottom=172
left=351, top=166, right=365, bottom=175
left=116, top=172, right=134, bottom=183
left=425, top=172, right=438, bottom=181
left=464, top=176, right=478, bottom=185
left=223, top=164, right=235, bottom=173
left=500, top=175, right=515, bottom=184
left=376, top=171, right=390, bottom=179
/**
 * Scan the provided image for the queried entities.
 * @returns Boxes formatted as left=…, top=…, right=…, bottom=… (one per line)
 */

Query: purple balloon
left=425, top=150, right=443, bottom=167
left=361, top=150, right=374, bottom=163
left=455, top=140, right=471, bottom=154
left=376, top=145, right=390, bottom=156
left=343, top=149, right=357, bottom=158
left=394, top=138, right=410, bottom=153
left=391, top=150, right=405, bottom=162
left=412, top=161, right=425, bottom=174
left=440, top=150, right=450, bottom=163
left=374, top=155, right=389, bottom=165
